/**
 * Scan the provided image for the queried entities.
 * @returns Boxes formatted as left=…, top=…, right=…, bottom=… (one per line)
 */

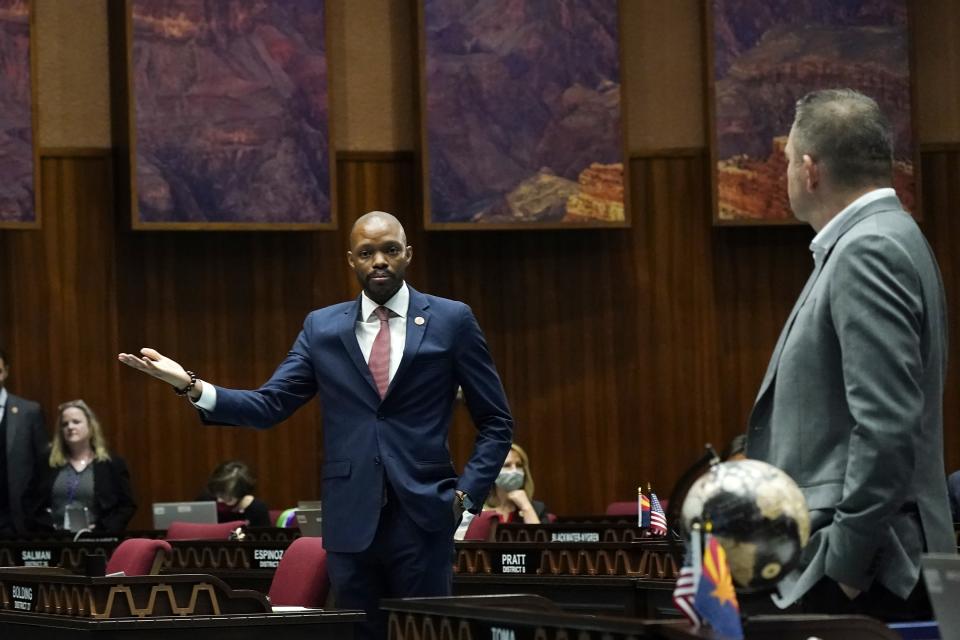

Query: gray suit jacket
left=747, top=194, right=955, bottom=607
left=3, top=393, right=46, bottom=532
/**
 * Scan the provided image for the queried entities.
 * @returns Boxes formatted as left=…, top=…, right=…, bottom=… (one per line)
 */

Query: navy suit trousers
left=326, top=484, right=455, bottom=640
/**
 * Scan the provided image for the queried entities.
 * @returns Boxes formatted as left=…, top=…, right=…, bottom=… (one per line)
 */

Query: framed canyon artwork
left=124, top=0, right=335, bottom=229
left=0, top=0, right=39, bottom=229
left=418, top=0, right=629, bottom=230
left=707, top=0, right=915, bottom=225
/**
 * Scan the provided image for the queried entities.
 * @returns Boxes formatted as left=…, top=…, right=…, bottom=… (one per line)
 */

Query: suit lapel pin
left=414, top=316, right=425, bottom=326
left=11, top=406, right=18, bottom=415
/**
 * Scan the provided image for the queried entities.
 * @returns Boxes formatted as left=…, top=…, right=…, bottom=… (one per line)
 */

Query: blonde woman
left=455, top=443, right=548, bottom=539
left=25, top=400, right=135, bottom=533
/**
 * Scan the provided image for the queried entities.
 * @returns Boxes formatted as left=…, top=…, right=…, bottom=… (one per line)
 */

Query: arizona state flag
left=693, top=534, right=743, bottom=639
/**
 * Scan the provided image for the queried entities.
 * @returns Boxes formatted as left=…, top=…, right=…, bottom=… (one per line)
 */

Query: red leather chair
left=268, top=536, right=330, bottom=608
left=105, top=538, right=171, bottom=576
left=165, top=520, right=246, bottom=540
left=463, top=510, right=501, bottom=541
left=605, top=501, right=639, bottom=516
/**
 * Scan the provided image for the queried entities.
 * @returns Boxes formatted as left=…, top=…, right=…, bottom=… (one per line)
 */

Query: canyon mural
left=421, top=0, right=625, bottom=227
left=0, top=0, right=34, bottom=226
left=131, top=0, right=332, bottom=226
left=711, top=0, right=913, bottom=223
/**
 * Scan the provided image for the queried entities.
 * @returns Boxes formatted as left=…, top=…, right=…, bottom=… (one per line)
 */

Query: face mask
left=495, top=469, right=524, bottom=492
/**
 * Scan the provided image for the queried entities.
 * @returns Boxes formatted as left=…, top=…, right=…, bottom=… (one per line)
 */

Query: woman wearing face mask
left=24, top=400, right=136, bottom=533
left=455, top=443, right=548, bottom=539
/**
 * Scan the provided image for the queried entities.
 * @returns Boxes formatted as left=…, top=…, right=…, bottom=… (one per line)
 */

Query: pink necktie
left=369, top=306, right=391, bottom=398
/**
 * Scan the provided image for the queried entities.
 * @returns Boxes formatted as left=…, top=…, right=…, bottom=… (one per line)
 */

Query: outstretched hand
left=117, top=348, right=192, bottom=389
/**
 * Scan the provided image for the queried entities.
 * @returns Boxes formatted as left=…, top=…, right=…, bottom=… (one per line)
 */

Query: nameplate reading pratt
left=500, top=553, right=527, bottom=574
left=11, top=585, right=33, bottom=611
left=253, top=548, right=284, bottom=568
left=491, top=627, right=515, bottom=640
left=550, top=532, right=599, bottom=543
left=21, top=550, right=52, bottom=567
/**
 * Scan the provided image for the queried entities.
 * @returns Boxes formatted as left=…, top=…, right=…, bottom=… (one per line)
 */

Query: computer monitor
left=297, top=500, right=323, bottom=509
left=296, top=508, right=323, bottom=537
left=922, top=553, right=960, bottom=640
left=152, top=501, right=218, bottom=530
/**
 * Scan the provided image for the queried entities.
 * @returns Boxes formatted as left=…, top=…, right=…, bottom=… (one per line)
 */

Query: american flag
left=672, top=523, right=702, bottom=628
left=672, top=564, right=702, bottom=628
left=650, top=491, right=668, bottom=536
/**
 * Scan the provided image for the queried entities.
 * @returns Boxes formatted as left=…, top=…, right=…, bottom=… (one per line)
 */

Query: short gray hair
left=791, top=89, right=893, bottom=190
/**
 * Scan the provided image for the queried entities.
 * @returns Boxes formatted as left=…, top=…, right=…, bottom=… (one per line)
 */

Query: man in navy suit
left=119, top=211, right=514, bottom=639
left=0, top=348, right=47, bottom=535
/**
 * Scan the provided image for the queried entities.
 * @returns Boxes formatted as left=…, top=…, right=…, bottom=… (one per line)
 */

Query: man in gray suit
left=0, top=348, right=47, bottom=535
left=747, top=89, right=954, bottom=621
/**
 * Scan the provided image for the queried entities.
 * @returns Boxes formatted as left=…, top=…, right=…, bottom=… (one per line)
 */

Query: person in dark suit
left=119, top=211, right=514, bottom=639
left=746, top=89, right=953, bottom=621
left=0, top=348, right=47, bottom=535
left=25, top=399, right=136, bottom=533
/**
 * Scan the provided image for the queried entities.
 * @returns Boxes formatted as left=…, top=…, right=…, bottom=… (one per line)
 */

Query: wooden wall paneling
left=711, top=224, right=814, bottom=445
left=114, top=228, right=338, bottom=526
left=0, top=152, right=115, bottom=437
left=921, top=147, right=960, bottom=473
left=632, top=153, right=724, bottom=498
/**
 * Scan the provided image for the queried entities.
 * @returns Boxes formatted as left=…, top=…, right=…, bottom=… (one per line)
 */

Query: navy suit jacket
left=4, top=393, right=46, bottom=532
left=201, top=286, right=514, bottom=553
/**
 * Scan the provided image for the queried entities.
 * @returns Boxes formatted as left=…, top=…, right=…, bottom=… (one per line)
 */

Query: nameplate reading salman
left=20, top=549, right=52, bottom=567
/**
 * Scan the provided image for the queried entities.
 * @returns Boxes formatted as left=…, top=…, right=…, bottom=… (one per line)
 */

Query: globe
left=680, top=459, right=810, bottom=592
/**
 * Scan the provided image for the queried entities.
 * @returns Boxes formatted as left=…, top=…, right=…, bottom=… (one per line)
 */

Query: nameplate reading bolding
left=21, top=549, right=52, bottom=567
left=549, top=532, right=600, bottom=543
left=499, top=553, right=528, bottom=574
left=253, top=548, right=284, bottom=569
left=11, top=585, right=34, bottom=611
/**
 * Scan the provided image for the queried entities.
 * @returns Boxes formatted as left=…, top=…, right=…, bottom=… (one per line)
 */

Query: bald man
left=120, top=211, right=514, bottom=640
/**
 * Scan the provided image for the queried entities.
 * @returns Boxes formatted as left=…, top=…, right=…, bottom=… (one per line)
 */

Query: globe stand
left=666, top=444, right=721, bottom=540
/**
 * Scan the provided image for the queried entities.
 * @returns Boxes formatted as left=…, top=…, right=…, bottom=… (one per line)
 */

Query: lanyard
left=66, top=467, right=85, bottom=504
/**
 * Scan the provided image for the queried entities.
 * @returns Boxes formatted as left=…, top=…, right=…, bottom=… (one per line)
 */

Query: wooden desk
left=159, top=540, right=290, bottom=593
left=452, top=539, right=683, bottom=617
left=384, top=595, right=902, bottom=640
left=0, top=610, right=361, bottom=640
left=494, top=521, right=658, bottom=543
left=0, top=538, right=286, bottom=594
left=454, top=540, right=682, bottom=578
left=454, top=574, right=676, bottom=617
left=0, top=567, right=362, bottom=639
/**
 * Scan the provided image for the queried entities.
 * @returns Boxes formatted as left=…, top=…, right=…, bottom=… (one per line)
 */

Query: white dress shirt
left=809, top=187, right=896, bottom=268
left=194, top=283, right=411, bottom=410
left=0, top=387, right=7, bottom=424
left=355, top=282, right=409, bottom=382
